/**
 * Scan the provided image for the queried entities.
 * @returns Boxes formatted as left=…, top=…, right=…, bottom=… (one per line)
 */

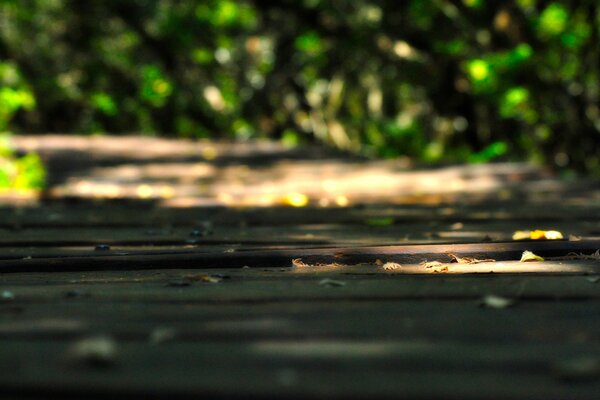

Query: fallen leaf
left=520, top=250, right=544, bottom=262
left=318, top=278, right=346, bottom=287
left=450, top=222, right=464, bottom=230
left=512, top=230, right=530, bottom=241
left=421, top=261, right=445, bottom=269
left=480, top=295, right=515, bottom=309
left=382, top=262, right=401, bottom=271
left=375, top=259, right=384, bottom=266
left=185, top=274, right=222, bottom=283
left=149, top=327, right=177, bottom=345
left=569, top=234, right=582, bottom=241
left=292, top=258, right=310, bottom=268
left=67, top=336, right=117, bottom=367
left=1, top=291, right=14, bottom=302
left=282, top=192, right=309, bottom=207
left=448, top=253, right=495, bottom=264
left=512, top=230, right=564, bottom=241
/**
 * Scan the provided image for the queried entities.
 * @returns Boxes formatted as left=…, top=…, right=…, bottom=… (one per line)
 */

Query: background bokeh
left=1, top=0, right=599, bottom=189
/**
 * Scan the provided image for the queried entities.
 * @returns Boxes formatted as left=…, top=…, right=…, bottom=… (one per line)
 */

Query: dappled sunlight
left=9, top=135, right=595, bottom=208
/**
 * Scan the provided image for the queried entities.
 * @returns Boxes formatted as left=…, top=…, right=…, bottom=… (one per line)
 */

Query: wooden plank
left=0, top=219, right=597, bottom=247
left=1, top=339, right=599, bottom=399
left=2, top=298, right=600, bottom=343
left=2, top=270, right=600, bottom=303
left=0, top=203, right=599, bottom=229
left=0, top=240, right=598, bottom=272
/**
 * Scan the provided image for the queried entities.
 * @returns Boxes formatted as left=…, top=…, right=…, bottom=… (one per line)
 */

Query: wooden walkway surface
left=1, top=135, right=600, bottom=399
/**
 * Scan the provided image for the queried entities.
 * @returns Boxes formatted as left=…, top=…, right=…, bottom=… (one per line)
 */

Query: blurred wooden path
left=1, top=135, right=600, bottom=399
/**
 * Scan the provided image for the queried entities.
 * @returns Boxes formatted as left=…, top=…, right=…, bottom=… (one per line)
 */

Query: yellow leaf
left=513, top=229, right=564, bottom=240
left=520, top=250, right=544, bottom=262
left=282, top=192, right=309, bottom=207
left=512, top=230, right=530, bottom=240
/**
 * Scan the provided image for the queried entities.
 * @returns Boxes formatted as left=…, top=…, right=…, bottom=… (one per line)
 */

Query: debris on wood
left=585, top=276, right=600, bottom=284
left=185, top=274, right=222, bottom=283
left=520, top=250, right=544, bottom=262
left=318, top=278, right=346, bottom=287
left=149, top=327, right=177, bottom=345
left=292, top=258, right=310, bottom=268
left=292, top=258, right=345, bottom=268
left=569, top=234, right=582, bottom=241
left=421, top=261, right=445, bottom=269
left=67, top=336, right=117, bottom=367
left=375, top=259, right=384, bottom=266
left=382, top=262, right=402, bottom=271
left=480, top=295, right=515, bottom=309
left=550, top=250, right=600, bottom=261
left=448, top=253, right=495, bottom=264
left=512, top=230, right=564, bottom=241
left=553, top=356, right=600, bottom=381
left=1, top=290, right=14, bottom=302
left=450, top=222, right=464, bottom=230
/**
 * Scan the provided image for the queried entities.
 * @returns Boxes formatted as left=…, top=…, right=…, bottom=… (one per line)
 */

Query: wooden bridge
left=1, top=135, right=600, bottom=399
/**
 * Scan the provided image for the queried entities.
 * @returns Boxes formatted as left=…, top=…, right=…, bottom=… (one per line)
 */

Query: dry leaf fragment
left=569, top=234, right=582, bottom=241
left=149, top=327, right=177, bottom=345
left=186, top=274, right=223, bottom=283
left=292, top=258, right=310, bottom=268
left=375, top=259, right=384, bottom=266
left=480, top=295, right=515, bottom=309
left=67, top=336, right=117, bottom=367
left=520, top=250, right=544, bottom=262
left=585, top=276, right=600, bottom=283
left=448, top=253, right=495, bottom=264
left=382, top=262, right=402, bottom=271
left=512, top=230, right=564, bottom=241
left=512, top=230, right=530, bottom=241
left=421, top=261, right=444, bottom=269
left=318, top=278, right=346, bottom=287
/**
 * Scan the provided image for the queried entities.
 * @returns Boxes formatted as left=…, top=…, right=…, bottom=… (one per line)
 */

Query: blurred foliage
left=0, top=133, right=45, bottom=190
left=0, top=0, right=599, bottom=173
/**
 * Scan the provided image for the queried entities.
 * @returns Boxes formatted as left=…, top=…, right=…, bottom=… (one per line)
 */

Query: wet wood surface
left=1, top=135, right=600, bottom=399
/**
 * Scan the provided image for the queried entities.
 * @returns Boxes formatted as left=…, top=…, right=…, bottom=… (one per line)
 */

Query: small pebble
left=94, top=244, right=111, bottom=251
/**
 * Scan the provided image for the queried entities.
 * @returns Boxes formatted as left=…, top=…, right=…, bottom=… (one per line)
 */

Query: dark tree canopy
left=1, top=0, right=599, bottom=175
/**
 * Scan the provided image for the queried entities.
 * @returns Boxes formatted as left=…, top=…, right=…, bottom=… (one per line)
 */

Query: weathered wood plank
left=2, top=270, right=600, bottom=304
left=1, top=298, right=600, bottom=343
left=1, top=339, right=599, bottom=399
left=0, top=240, right=598, bottom=272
